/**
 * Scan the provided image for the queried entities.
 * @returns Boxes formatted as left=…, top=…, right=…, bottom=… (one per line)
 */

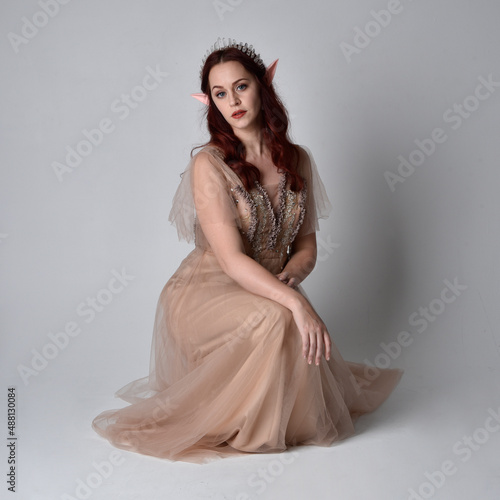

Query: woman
left=92, top=38, right=403, bottom=464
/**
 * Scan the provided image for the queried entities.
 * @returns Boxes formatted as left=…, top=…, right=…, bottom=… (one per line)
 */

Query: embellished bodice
left=186, top=146, right=313, bottom=275
left=171, top=144, right=330, bottom=273
left=229, top=173, right=307, bottom=274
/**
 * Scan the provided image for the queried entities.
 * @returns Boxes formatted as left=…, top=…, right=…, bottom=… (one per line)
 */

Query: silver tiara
left=199, top=37, right=265, bottom=76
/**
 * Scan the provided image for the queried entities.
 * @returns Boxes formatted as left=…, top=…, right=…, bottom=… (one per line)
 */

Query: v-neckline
left=255, top=172, right=286, bottom=216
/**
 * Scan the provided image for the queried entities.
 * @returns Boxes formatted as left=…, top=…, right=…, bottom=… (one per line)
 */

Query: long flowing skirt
left=92, top=248, right=403, bottom=464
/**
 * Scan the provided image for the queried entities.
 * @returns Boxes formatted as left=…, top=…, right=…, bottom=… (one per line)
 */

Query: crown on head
left=199, top=37, right=265, bottom=77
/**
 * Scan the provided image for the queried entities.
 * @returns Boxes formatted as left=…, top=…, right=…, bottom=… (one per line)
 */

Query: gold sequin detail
left=230, top=175, right=307, bottom=265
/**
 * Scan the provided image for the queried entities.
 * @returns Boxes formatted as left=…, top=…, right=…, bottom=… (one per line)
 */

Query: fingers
left=304, top=329, right=331, bottom=365
left=307, top=334, right=317, bottom=365
left=315, top=331, right=324, bottom=366
left=324, top=331, right=331, bottom=361
left=276, top=272, right=300, bottom=289
left=294, top=306, right=331, bottom=365
left=277, top=271, right=290, bottom=283
left=306, top=331, right=323, bottom=366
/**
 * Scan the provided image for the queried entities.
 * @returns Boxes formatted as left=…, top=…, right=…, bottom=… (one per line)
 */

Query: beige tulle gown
left=92, top=145, right=403, bottom=464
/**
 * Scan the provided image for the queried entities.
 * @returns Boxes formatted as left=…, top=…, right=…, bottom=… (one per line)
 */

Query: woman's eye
left=215, top=91, right=226, bottom=98
left=237, top=84, right=247, bottom=91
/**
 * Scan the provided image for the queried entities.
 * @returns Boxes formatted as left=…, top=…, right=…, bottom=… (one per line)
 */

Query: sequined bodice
left=230, top=173, right=307, bottom=274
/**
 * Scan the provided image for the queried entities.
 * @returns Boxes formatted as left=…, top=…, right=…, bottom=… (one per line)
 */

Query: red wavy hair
left=192, top=46, right=304, bottom=191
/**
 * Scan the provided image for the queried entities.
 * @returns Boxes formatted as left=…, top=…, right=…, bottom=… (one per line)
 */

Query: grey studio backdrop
left=1, top=1, right=499, bottom=499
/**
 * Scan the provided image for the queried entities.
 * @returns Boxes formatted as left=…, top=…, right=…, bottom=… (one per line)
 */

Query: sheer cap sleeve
left=297, top=144, right=332, bottom=236
left=168, top=147, right=239, bottom=243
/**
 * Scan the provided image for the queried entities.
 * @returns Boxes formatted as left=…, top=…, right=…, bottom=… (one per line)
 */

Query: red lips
left=232, top=110, right=246, bottom=118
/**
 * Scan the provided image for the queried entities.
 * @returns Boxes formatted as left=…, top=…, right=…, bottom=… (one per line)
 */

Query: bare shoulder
left=190, top=148, right=215, bottom=177
left=193, top=144, right=224, bottom=165
left=200, top=143, right=225, bottom=160
left=191, top=148, right=227, bottom=187
left=192, top=150, right=212, bottom=173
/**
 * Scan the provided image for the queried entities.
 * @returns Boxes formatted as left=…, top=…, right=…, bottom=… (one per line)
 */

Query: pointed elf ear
left=264, top=59, right=279, bottom=85
left=190, top=92, right=210, bottom=105
left=190, top=59, right=279, bottom=105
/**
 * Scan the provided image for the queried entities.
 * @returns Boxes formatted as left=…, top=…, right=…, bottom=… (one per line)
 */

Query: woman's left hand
left=276, top=271, right=301, bottom=289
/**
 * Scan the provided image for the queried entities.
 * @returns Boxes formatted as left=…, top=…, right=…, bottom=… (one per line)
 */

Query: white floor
left=8, top=350, right=500, bottom=500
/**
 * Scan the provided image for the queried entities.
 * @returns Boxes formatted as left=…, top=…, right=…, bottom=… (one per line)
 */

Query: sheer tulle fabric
left=92, top=145, right=403, bottom=464
left=167, top=144, right=331, bottom=245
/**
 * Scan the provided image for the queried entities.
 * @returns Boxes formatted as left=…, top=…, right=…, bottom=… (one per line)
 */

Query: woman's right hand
left=290, top=296, right=332, bottom=365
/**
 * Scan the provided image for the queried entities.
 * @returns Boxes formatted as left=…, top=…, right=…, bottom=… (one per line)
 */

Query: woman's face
left=208, top=60, right=262, bottom=133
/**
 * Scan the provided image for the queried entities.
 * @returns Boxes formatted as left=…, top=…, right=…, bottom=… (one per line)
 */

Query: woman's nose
left=229, top=91, right=240, bottom=106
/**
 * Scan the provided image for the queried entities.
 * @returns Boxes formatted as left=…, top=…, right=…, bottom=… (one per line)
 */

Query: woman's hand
left=276, top=270, right=301, bottom=289
left=275, top=234, right=317, bottom=289
left=290, top=296, right=332, bottom=365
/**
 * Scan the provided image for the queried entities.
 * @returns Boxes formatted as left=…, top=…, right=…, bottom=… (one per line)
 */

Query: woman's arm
left=276, top=145, right=319, bottom=289
left=276, top=232, right=317, bottom=289
left=192, top=153, right=331, bottom=365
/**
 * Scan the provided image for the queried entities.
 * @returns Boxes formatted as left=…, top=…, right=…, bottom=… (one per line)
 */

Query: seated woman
left=92, top=37, right=404, bottom=464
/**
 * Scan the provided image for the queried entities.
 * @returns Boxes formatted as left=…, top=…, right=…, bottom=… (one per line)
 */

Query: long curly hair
left=192, top=46, right=304, bottom=191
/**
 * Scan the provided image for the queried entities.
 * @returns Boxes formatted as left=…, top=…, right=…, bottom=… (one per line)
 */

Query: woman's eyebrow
left=212, top=78, right=248, bottom=91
